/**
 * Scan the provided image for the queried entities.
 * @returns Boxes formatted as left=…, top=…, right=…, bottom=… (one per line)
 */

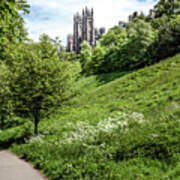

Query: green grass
left=1, top=54, right=180, bottom=179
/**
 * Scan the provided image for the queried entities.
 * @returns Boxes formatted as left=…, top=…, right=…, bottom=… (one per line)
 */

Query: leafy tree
left=79, top=41, right=92, bottom=74
left=100, top=26, right=125, bottom=47
left=152, top=14, right=180, bottom=60
left=138, top=12, right=146, bottom=21
left=90, top=44, right=107, bottom=74
left=154, top=0, right=180, bottom=18
left=93, top=27, right=129, bottom=73
left=0, top=40, right=76, bottom=134
left=0, top=64, right=13, bottom=129
left=124, top=19, right=157, bottom=69
left=0, top=0, right=30, bottom=59
left=103, top=30, right=128, bottom=72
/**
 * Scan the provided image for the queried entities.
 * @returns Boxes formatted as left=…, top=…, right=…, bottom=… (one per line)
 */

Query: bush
left=0, top=122, right=33, bottom=147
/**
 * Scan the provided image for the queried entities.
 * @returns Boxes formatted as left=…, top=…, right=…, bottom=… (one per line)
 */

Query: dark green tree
left=154, top=0, right=180, bottom=18
left=0, top=39, right=76, bottom=134
left=0, top=64, right=13, bottom=129
left=100, top=26, right=125, bottom=47
left=0, top=0, right=30, bottom=59
left=152, top=14, right=180, bottom=60
left=124, top=19, right=157, bottom=69
left=90, top=44, right=107, bottom=74
left=79, top=41, right=92, bottom=75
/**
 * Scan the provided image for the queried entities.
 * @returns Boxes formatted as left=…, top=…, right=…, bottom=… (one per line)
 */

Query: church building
left=67, top=7, right=105, bottom=53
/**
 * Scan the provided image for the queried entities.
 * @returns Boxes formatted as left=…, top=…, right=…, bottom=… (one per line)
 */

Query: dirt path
left=0, top=149, right=47, bottom=180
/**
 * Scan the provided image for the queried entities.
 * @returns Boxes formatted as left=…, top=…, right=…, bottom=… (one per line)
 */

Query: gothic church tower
left=82, top=7, right=95, bottom=47
left=73, top=7, right=95, bottom=53
left=67, top=7, right=105, bottom=54
left=73, top=12, right=82, bottom=53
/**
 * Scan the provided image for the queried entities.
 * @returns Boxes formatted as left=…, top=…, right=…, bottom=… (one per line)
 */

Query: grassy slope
left=2, top=54, right=180, bottom=179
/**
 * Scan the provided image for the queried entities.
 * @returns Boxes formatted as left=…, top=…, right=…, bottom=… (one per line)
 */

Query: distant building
left=129, top=11, right=139, bottom=21
left=66, top=7, right=105, bottom=53
left=118, top=21, right=126, bottom=28
left=147, top=9, right=156, bottom=21
left=66, top=34, right=73, bottom=52
left=95, top=27, right=106, bottom=43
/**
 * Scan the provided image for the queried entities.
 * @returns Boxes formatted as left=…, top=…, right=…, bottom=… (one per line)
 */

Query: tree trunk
left=34, top=117, right=38, bottom=135
left=34, top=109, right=40, bottom=135
left=1, top=115, right=5, bottom=129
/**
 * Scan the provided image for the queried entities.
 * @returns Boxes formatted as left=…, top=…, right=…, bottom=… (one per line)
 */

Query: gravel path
left=0, top=149, right=47, bottom=180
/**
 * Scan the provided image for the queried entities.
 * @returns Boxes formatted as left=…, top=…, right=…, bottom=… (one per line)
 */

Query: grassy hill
left=1, top=54, right=180, bottom=179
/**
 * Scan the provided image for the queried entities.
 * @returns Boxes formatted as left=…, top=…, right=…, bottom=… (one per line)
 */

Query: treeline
left=78, top=0, right=180, bottom=75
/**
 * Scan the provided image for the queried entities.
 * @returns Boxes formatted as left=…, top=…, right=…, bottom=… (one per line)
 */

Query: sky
left=24, top=0, right=158, bottom=45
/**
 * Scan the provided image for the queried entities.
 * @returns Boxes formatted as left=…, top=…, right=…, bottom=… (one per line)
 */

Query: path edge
left=3, top=149, right=49, bottom=180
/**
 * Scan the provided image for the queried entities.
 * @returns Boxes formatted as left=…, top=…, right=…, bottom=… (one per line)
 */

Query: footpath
left=0, top=149, right=47, bottom=180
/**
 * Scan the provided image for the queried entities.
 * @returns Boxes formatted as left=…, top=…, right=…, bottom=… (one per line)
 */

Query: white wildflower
left=27, top=135, right=45, bottom=144
left=57, top=111, right=145, bottom=146
left=130, top=112, right=144, bottom=123
left=152, top=134, right=158, bottom=138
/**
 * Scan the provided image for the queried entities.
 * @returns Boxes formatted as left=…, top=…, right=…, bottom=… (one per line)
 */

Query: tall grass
left=0, top=54, right=180, bottom=179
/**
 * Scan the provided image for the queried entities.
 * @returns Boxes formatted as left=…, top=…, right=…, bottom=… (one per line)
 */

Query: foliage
left=0, top=38, right=77, bottom=134
left=154, top=0, right=180, bottom=18
left=100, top=26, right=125, bottom=47
left=152, top=14, right=180, bottom=60
left=0, top=64, right=13, bottom=128
left=78, top=1, right=180, bottom=75
left=4, top=54, right=180, bottom=179
left=0, top=0, right=30, bottom=59
left=90, top=44, right=107, bottom=73
left=89, top=27, right=129, bottom=74
left=78, top=41, right=92, bottom=74
left=88, top=20, right=157, bottom=74
left=0, top=122, right=33, bottom=147
left=0, top=0, right=180, bottom=179
left=124, top=19, right=157, bottom=68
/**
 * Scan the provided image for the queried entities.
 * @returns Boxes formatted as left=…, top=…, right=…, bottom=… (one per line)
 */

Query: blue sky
left=24, top=0, right=158, bottom=45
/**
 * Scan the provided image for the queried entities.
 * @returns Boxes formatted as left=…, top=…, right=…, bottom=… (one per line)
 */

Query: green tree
left=0, top=0, right=30, bottom=59
left=79, top=41, right=92, bottom=75
left=124, top=19, right=157, bottom=69
left=0, top=64, right=13, bottom=129
left=100, top=26, right=125, bottom=47
left=95, top=27, right=129, bottom=73
left=154, top=0, right=180, bottom=18
left=90, top=44, right=107, bottom=74
left=152, top=14, right=180, bottom=60
left=0, top=40, right=76, bottom=134
left=103, top=29, right=128, bottom=72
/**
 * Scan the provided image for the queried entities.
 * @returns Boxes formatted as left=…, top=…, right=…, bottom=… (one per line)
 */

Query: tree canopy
left=0, top=0, right=30, bottom=59
left=0, top=37, right=77, bottom=134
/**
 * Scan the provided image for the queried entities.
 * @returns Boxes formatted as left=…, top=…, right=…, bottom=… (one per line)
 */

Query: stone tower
left=73, top=12, right=82, bottom=53
left=73, top=7, right=95, bottom=53
left=67, top=7, right=105, bottom=53
left=82, top=7, right=95, bottom=47
left=66, top=34, right=73, bottom=52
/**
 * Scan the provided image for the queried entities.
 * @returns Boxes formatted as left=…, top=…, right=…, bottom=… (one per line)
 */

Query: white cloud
left=90, top=0, right=158, bottom=29
left=25, top=0, right=158, bottom=45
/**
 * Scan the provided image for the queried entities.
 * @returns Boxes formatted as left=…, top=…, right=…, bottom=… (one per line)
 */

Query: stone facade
left=147, top=9, right=156, bottom=21
left=118, top=21, right=126, bottom=28
left=67, top=7, right=105, bottom=53
left=128, top=11, right=139, bottom=22
left=66, top=34, right=73, bottom=52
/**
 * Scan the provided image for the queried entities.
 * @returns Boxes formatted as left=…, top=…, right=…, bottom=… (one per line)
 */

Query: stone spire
left=67, top=7, right=105, bottom=53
